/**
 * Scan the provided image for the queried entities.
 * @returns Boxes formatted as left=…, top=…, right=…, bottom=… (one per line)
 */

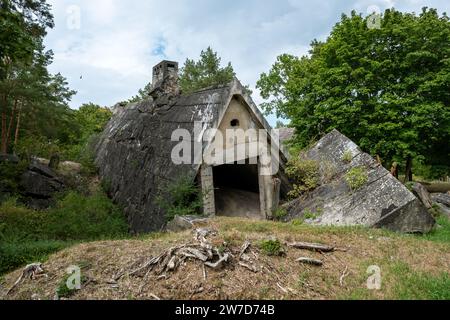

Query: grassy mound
left=1, top=217, right=448, bottom=300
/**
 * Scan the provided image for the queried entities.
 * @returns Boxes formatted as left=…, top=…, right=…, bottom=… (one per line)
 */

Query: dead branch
left=340, top=266, right=349, bottom=286
left=6, top=263, right=44, bottom=295
left=239, top=241, right=251, bottom=258
left=288, top=242, right=335, bottom=252
left=238, top=262, right=258, bottom=273
left=296, top=257, right=323, bottom=266
left=204, top=254, right=229, bottom=270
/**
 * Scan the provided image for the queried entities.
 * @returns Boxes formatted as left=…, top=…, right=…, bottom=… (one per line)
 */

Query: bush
left=286, top=157, right=319, bottom=199
left=345, top=167, right=368, bottom=191
left=157, top=174, right=203, bottom=222
left=273, top=207, right=287, bottom=220
left=0, top=159, right=29, bottom=201
left=259, top=238, right=284, bottom=256
left=0, top=192, right=128, bottom=275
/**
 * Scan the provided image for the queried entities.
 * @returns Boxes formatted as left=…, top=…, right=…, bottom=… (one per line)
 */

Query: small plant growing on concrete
left=342, top=150, right=353, bottom=163
left=286, top=157, right=320, bottom=199
left=345, top=167, right=369, bottom=191
left=259, top=238, right=284, bottom=256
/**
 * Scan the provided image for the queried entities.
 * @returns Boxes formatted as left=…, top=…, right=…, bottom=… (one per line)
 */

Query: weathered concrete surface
left=431, top=193, right=450, bottom=218
left=284, top=130, right=435, bottom=234
left=166, top=215, right=209, bottom=233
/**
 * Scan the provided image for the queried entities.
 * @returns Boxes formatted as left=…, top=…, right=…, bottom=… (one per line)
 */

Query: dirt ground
left=1, top=217, right=449, bottom=300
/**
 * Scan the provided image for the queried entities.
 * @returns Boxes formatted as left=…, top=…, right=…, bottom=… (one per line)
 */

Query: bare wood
left=239, top=241, right=251, bottom=258
left=288, top=242, right=335, bottom=252
left=238, top=262, right=258, bottom=273
left=150, top=293, right=161, bottom=300
left=204, top=253, right=229, bottom=270
left=339, top=266, right=349, bottom=286
left=296, top=257, right=323, bottom=266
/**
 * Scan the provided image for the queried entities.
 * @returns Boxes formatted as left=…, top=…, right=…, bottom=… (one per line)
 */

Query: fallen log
left=296, top=257, right=323, bottom=266
left=288, top=242, right=335, bottom=252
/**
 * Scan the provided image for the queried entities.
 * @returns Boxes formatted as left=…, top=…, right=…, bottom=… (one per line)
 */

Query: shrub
left=273, top=207, right=287, bottom=220
left=259, top=238, right=284, bottom=256
left=345, top=167, right=368, bottom=191
left=286, top=157, right=319, bottom=199
left=342, top=150, right=353, bottom=163
left=156, top=174, right=203, bottom=222
left=0, top=192, right=128, bottom=275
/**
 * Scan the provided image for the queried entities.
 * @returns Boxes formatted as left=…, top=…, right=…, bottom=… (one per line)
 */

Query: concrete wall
left=201, top=97, right=280, bottom=219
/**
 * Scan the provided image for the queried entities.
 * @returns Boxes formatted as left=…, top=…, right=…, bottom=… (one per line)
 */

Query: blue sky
left=45, top=0, right=449, bottom=125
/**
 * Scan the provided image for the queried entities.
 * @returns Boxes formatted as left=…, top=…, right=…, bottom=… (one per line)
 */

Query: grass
left=421, top=215, right=450, bottom=243
left=1, top=216, right=449, bottom=300
left=0, top=191, right=128, bottom=276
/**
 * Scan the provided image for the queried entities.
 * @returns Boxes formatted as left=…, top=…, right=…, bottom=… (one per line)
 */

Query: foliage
left=422, top=216, right=450, bottom=243
left=257, top=8, right=450, bottom=179
left=156, top=174, right=203, bottom=222
left=303, top=208, right=323, bottom=220
left=0, top=158, right=28, bottom=199
left=342, top=150, right=353, bottom=163
left=259, top=238, right=284, bottom=256
left=0, top=192, right=128, bottom=275
left=273, top=207, right=288, bottom=220
left=56, top=273, right=88, bottom=298
left=285, top=156, right=320, bottom=199
left=345, top=167, right=368, bottom=191
left=179, top=47, right=236, bottom=94
left=389, top=262, right=450, bottom=300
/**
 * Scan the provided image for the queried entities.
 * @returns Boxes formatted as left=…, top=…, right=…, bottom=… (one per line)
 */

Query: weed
left=342, top=150, right=353, bottom=163
left=259, top=238, right=284, bottom=256
left=286, top=157, right=320, bottom=199
left=345, top=167, right=368, bottom=191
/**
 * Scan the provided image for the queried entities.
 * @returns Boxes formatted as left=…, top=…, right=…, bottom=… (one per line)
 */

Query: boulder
left=166, top=215, right=209, bottom=233
left=431, top=193, right=450, bottom=218
left=284, top=130, right=435, bottom=234
left=20, top=160, right=65, bottom=209
left=411, top=183, right=433, bottom=209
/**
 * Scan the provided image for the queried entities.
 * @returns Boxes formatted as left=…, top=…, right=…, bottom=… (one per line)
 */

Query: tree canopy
left=257, top=8, right=450, bottom=178
left=179, top=47, right=236, bottom=94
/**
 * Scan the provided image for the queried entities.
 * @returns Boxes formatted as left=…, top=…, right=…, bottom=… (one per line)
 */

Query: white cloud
left=43, top=0, right=450, bottom=125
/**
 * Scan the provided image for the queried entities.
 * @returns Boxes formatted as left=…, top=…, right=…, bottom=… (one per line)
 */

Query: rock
left=431, top=193, right=450, bottom=208
left=284, top=130, right=435, bottom=234
left=411, top=183, right=433, bottom=209
left=166, top=215, right=209, bottom=233
left=0, top=154, right=19, bottom=164
left=60, top=161, right=82, bottom=174
left=433, top=203, right=450, bottom=218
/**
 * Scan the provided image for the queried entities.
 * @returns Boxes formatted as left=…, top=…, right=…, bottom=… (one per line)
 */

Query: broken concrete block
left=166, top=215, right=209, bottom=233
left=284, top=130, right=435, bottom=234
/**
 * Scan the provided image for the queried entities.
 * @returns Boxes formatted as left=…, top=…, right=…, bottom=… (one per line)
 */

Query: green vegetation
left=156, top=174, right=204, bottom=222
left=303, top=209, right=322, bottom=220
left=257, top=8, right=450, bottom=181
left=179, top=47, right=236, bottom=94
left=286, top=156, right=320, bottom=199
left=389, top=262, right=450, bottom=300
left=259, top=238, right=284, bottom=256
left=342, top=150, right=353, bottom=163
left=273, top=207, right=287, bottom=220
left=422, top=216, right=450, bottom=243
left=0, top=192, right=128, bottom=275
left=345, top=167, right=369, bottom=191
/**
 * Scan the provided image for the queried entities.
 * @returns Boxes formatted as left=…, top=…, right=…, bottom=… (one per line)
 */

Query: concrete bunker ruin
left=95, top=60, right=291, bottom=233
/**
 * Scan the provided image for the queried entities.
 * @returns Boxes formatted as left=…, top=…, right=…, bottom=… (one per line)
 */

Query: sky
left=44, top=0, right=450, bottom=125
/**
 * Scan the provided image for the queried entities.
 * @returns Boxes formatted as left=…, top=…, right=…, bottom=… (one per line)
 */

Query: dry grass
left=1, top=217, right=449, bottom=300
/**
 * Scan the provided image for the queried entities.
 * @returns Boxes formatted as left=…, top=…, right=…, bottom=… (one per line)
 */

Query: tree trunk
left=390, top=162, right=399, bottom=180
left=13, top=105, right=22, bottom=154
left=404, top=156, right=413, bottom=183
left=1, top=112, right=6, bottom=154
left=5, top=99, right=18, bottom=150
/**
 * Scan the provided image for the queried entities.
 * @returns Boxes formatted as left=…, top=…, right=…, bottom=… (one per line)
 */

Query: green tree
left=257, top=8, right=450, bottom=180
left=179, top=47, right=236, bottom=94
